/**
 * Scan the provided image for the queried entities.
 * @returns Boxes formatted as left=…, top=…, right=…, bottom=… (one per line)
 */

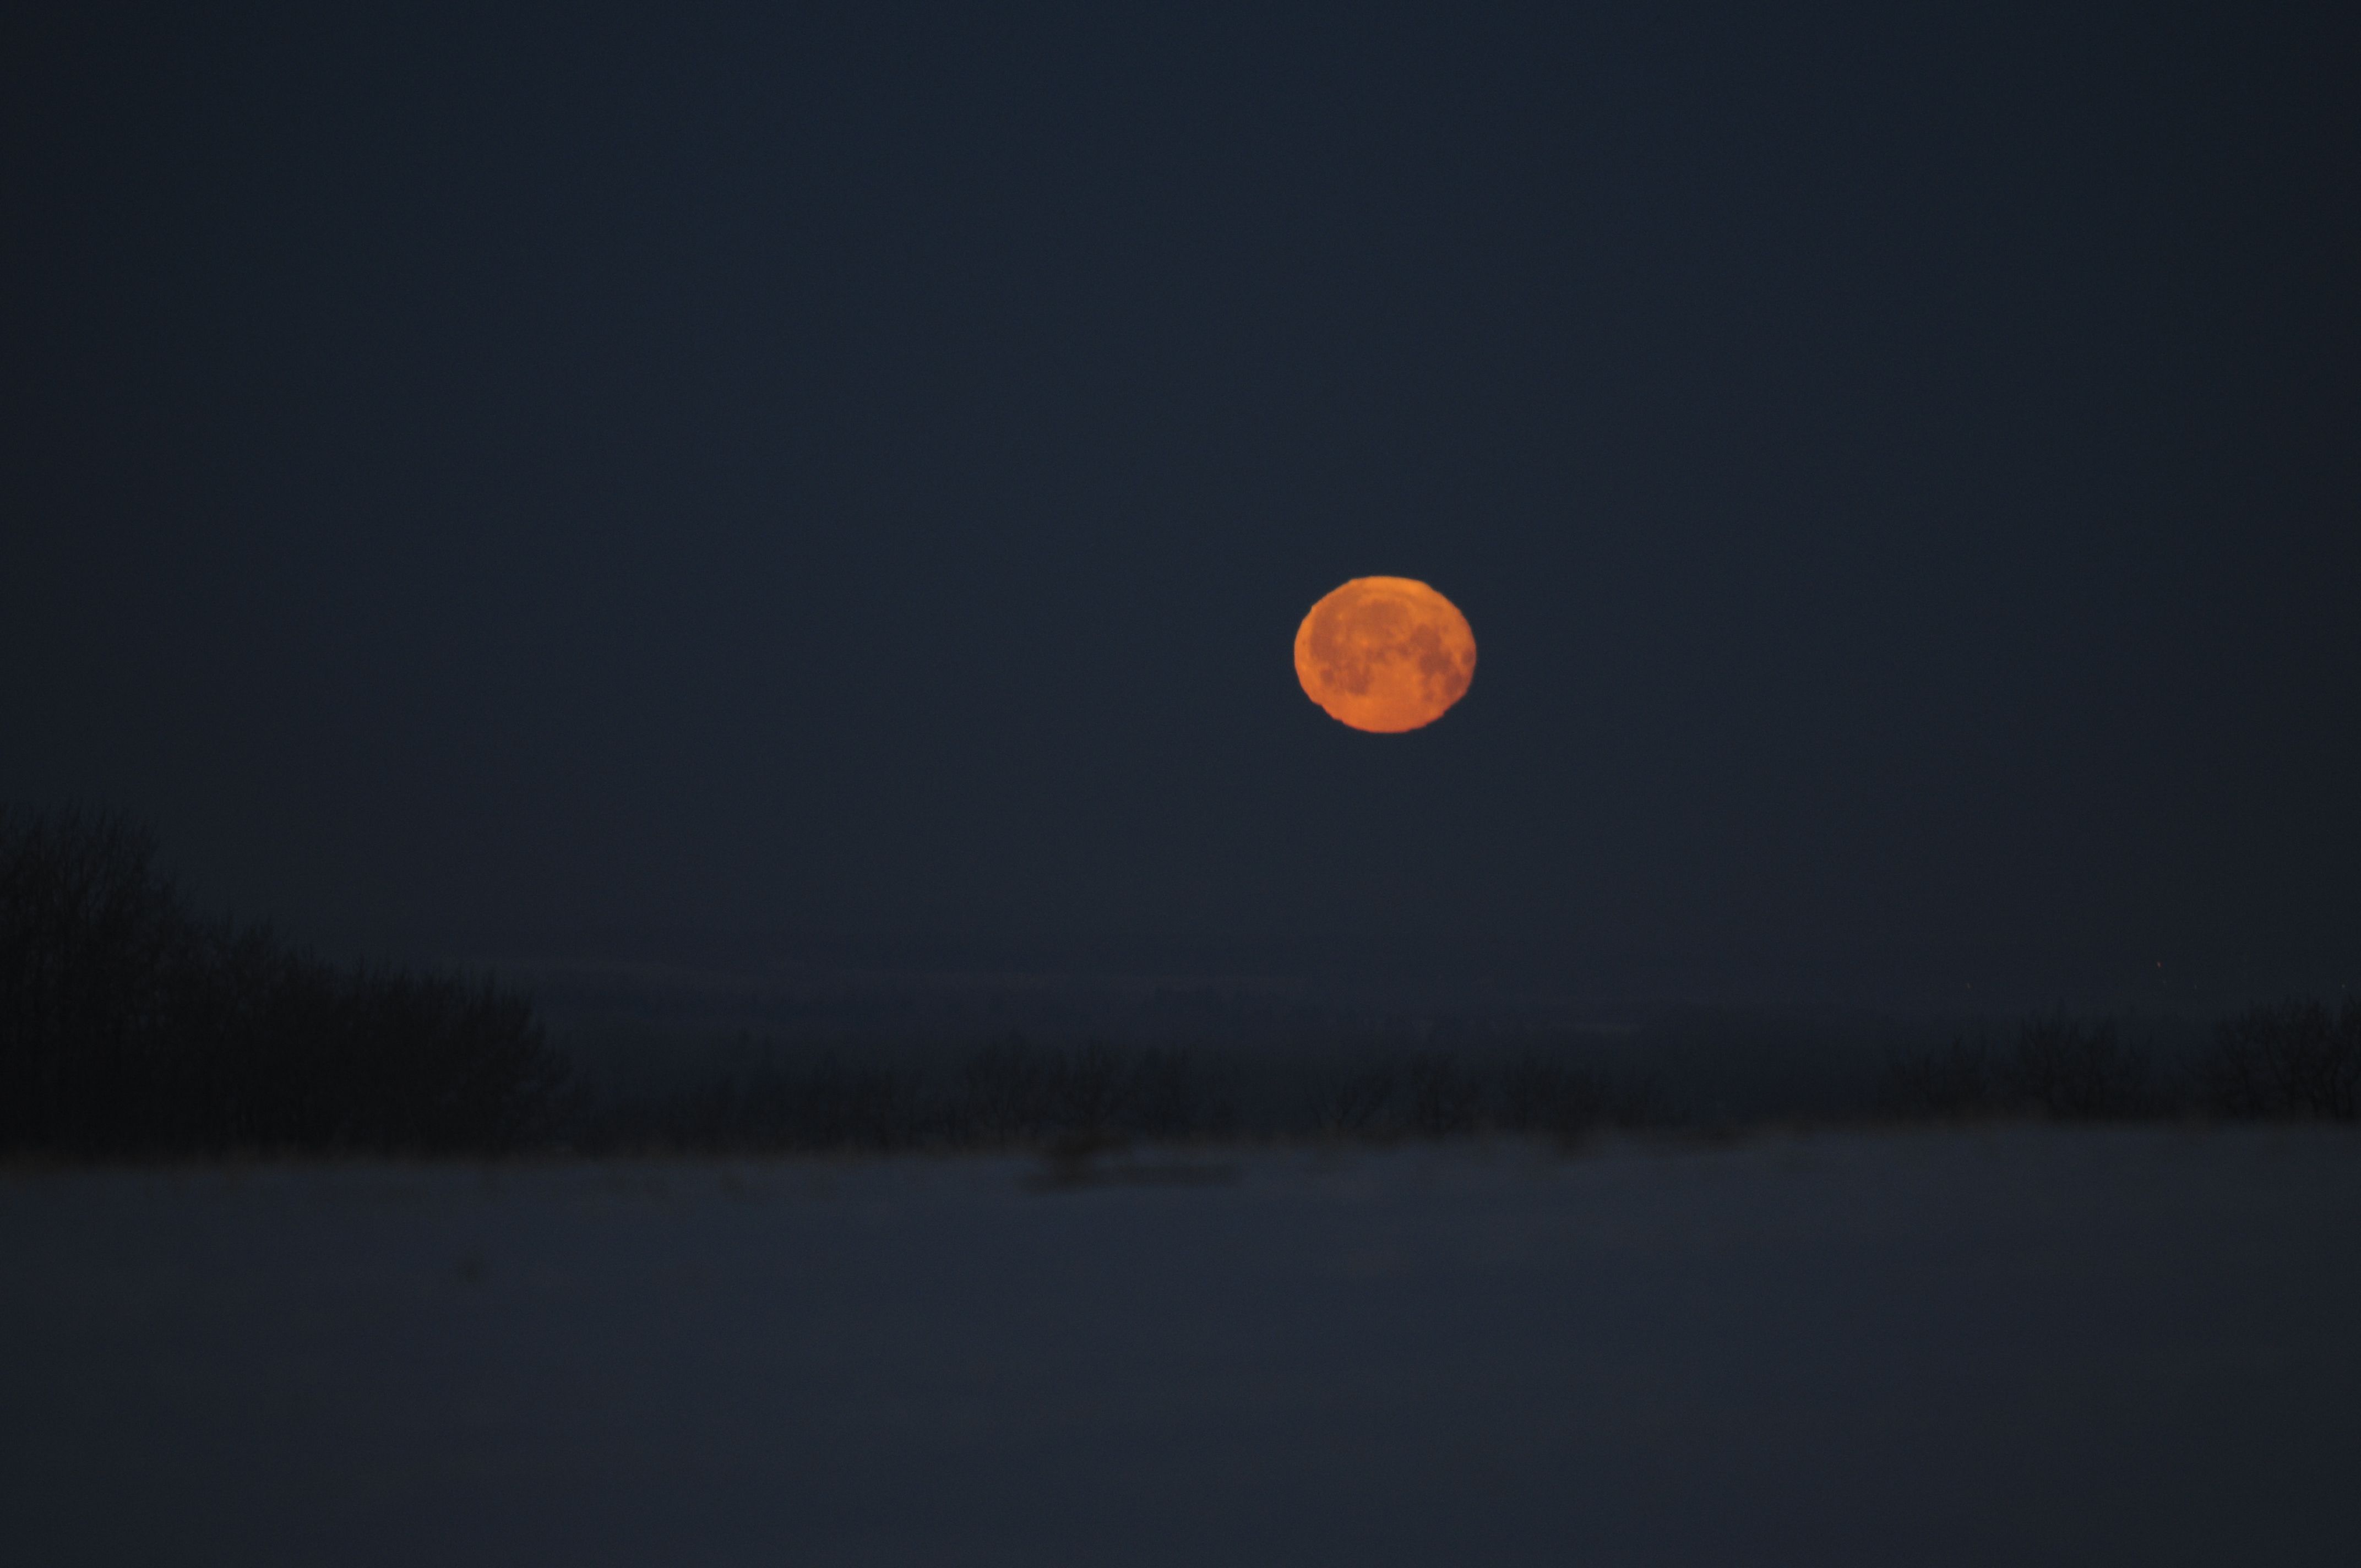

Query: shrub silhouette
left=1128, top=1045, right=1237, bottom=1141
left=1879, top=1036, right=1999, bottom=1120
left=0, top=807, right=560, bottom=1157
left=952, top=1035, right=1067, bottom=1144
left=577, top=1036, right=1675, bottom=1153
left=2009, top=1014, right=2148, bottom=1120
left=1406, top=1050, right=1482, bottom=1137
left=2199, top=1000, right=2360, bottom=1120
left=576, top=1035, right=1246, bottom=1154
left=1495, top=1053, right=1656, bottom=1142
left=1317, top=1056, right=1397, bottom=1137
left=1881, top=1014, right=2150, bottom=1121
left=634, top=1046, right=928, bottom=1152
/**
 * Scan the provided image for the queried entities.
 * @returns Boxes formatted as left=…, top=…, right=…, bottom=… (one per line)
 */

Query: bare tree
left=2200, top=1000, right=2360, bottom=1120
left=1318, top=1056, right=1397, bottom=1137
left=1, top=807, right=561, bottom=1157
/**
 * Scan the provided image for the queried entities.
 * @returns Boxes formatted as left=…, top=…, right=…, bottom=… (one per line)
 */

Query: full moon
left=1293, top=576, right=1477, bottom=733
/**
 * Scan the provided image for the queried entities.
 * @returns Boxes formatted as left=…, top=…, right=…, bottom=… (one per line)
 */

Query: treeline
left=566, top=1035, right=1663, bottom=1155
left=0, top=809, right=561, bottom=1157
left=4, top=809, right=2355, bottom=1160
left=1879, top=1008, right=2360, bottom=1123
left=572, top=1004, right=2357, bottom=1155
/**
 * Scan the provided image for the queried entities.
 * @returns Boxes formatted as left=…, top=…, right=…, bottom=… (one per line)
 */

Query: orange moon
left=1293, top=576, right=1477, bottom=733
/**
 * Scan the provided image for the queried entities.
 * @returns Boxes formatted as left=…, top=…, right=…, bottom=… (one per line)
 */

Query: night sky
left=6, top=3, right=2357, bottom=1012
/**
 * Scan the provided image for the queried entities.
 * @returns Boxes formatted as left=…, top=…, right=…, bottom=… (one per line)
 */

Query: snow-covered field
left=4, top=1127, right=2357, bottom=1566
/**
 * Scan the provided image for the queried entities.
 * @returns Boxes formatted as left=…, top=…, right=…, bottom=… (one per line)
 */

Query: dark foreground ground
left=4, top=1126, right=2357, bottom=1566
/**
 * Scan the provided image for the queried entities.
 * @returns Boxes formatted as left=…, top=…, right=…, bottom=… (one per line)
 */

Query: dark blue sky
left=6, top=3, right=2357, bottom=1010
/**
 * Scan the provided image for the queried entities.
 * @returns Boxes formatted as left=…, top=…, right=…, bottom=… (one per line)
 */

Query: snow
left=4, top=1127, right=2358, bottom=1565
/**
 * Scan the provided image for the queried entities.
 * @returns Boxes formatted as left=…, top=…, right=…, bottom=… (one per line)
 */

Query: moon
left=1294, top=576, right=1477, bottom=733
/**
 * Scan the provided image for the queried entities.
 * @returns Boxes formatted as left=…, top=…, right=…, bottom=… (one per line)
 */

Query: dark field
left=7, top=1127, right=2358, bottom=1566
